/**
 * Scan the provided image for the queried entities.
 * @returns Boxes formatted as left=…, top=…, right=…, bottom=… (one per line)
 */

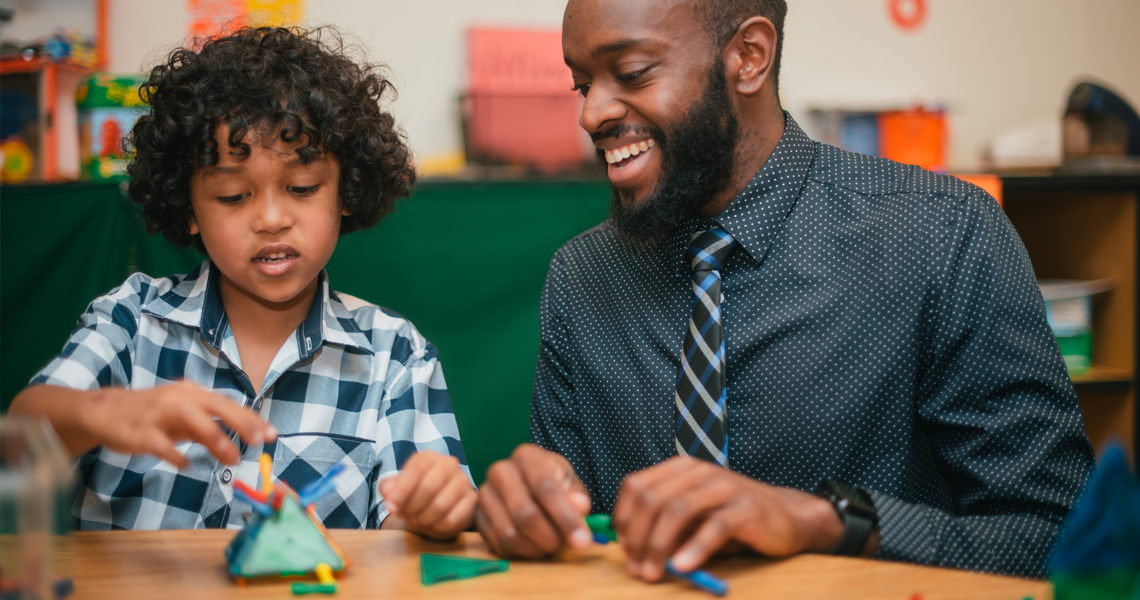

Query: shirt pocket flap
left=272, top=433, right=376, bottom=529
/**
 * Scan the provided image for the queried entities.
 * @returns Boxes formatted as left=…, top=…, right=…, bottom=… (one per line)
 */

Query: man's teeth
left=605, top=139, right=655, bottom=164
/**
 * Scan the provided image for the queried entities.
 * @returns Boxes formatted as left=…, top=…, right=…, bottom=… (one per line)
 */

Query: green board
left=0, top=180, right=610, bottom=484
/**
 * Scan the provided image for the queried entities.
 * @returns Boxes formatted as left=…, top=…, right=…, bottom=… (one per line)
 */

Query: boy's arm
left=372, top=330, right=474, bottom=538
left=11, top=276, right=275, bottom=467
left=10, top=383, right=276, bottom=468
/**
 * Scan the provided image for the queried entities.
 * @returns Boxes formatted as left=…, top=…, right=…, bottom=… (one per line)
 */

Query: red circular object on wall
left=889, top=0, right=927, bottom=31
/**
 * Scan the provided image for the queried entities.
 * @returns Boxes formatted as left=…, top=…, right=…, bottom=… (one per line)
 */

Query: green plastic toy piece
left=233, top=494, right=346, bottom=577
left=420, top=553, right=509, bottom=585
left=586, top=514, right=617, bottom=542
left=290, top=582, right=337, bottom=595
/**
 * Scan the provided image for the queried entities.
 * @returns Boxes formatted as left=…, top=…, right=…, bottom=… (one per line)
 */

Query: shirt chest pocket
left=271, top=433, right=376, bottom=529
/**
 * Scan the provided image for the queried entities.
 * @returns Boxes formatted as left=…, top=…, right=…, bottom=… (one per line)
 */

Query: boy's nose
left=251, top=191, right=295, bottom=234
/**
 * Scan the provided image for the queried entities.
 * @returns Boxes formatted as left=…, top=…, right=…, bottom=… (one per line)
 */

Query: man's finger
left=492, top=458, right=564, bottom=555
left=514, top=447, right=592, bottom=549
left=670, top=507, right=741, bottom=573
left=476, top=480, right=546, bottom=558
left=613, top=456, right=692, bottom=528
left=616, top=457, right=705, bottom=564
left=640, top=482, right=733, bottom=581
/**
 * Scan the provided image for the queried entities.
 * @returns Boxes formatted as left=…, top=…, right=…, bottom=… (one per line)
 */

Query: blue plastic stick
left=233, top=487, right=272, bottom=516
left=299, top=462, right=346, bottom=507
left=666, top=560, right=728, bottom=597
left=592, top=532, right=611, bottom=545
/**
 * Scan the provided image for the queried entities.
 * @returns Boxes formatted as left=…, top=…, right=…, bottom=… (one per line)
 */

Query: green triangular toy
left=420, top=554, right=509, bottom=585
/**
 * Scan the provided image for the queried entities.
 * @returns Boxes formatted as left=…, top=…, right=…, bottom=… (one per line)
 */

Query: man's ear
left=724, top=16, right=777, bottom=97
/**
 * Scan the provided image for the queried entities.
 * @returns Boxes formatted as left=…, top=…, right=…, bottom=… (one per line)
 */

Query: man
left=475, top=0, right=1094, bottom=579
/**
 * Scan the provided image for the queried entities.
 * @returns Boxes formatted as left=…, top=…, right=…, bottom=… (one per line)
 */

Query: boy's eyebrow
left=198, top=165, right=246, bottom=179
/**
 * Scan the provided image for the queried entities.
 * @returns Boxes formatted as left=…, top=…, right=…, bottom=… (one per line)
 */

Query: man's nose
left=580, top=85, right=627, bottom=137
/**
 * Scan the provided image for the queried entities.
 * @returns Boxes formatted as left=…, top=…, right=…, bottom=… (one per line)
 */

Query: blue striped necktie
left=675, top=227, right=738, bottom=467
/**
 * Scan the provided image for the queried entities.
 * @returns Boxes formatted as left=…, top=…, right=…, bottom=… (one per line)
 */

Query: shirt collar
left=668, top=112, right=816, bottom=276
left=141, top=260, right=373, bottom=357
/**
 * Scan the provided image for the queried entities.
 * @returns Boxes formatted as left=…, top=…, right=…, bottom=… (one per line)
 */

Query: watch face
left=817, top=480, right=877, bottom=521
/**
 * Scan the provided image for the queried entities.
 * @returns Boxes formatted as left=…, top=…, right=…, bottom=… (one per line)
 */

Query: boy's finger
left=410, top=472, right=470, bottom=527
left=436, top=487, right=478, bottom=535
left=145, top=430, right=190, bottom=470
left=175, top=403, right=241, bottom=465
left=401, top=457, right=455, bottom=519
left=381, top=454, right=431, bottom=513
left=514, top=450, right=592, bottom=550
left=203, top=393, right=276, bottom=446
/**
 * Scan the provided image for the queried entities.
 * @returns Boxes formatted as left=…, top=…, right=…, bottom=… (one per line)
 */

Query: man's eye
left=217, top=193, right=248, bottom=203
left=289, top=185, right=320, bottom=196
left=616, top=68, right=648, bottom=83
left=571, top=83, right=591, bottom=98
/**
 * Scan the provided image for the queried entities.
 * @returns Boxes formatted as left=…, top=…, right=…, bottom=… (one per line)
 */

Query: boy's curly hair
left=126, top=26, right=415, bottom=253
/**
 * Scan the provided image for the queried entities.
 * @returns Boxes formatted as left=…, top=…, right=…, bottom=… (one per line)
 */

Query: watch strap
left=830, top=505, right=874, bottom=556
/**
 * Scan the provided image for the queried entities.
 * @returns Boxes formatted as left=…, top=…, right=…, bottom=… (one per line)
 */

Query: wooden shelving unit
left=1003, top=174, right=1140, bottom=466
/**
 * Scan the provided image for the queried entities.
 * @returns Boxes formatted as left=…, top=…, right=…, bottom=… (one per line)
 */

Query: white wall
left=6, top=0, right=1139, bottom=170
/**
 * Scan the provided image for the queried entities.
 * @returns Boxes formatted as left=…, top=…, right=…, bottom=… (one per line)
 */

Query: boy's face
left=189, top=125, right=345, bottom=307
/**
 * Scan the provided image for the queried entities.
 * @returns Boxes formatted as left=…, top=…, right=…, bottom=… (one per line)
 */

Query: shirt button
left=221, top=469, right=233, bottom=484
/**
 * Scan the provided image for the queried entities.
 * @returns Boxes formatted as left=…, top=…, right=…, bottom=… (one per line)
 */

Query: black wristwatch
left=813, top=480, right=878, bottom=556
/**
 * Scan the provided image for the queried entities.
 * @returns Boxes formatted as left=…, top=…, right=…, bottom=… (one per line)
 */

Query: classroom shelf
left=1003, top=174, right=1140, bottom=465
left=1070, top=365, right=1133, bottom=388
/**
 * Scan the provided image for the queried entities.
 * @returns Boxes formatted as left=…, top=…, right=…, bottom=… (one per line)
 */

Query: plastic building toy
left=586, top=513, right=729, bottom=596
left=420, top=554, right=509, bottom=585
left=224, top=454, right=351, bottom=594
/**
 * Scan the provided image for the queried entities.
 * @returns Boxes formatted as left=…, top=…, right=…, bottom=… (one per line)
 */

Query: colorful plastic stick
left=299, top=462, right=346, bottom=507
left=260, top=453, right=275, bottom=494
left=665, top=560, right=728, bottom=597
left=234, top=479, right=269, bottom=504
left=233, top=484, right=272, bottom=516
left=291, top=562, right=337, bottom=595
left=586, top=514, right=617, bottom=544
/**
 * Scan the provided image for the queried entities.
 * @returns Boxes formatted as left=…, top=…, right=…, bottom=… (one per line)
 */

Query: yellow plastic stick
left=315, top=562, right=335, bottom=585
left=259, top=453, right=274, bottom=494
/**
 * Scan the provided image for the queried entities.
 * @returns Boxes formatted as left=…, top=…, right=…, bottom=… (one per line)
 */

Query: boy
left=9, top=27, right=475, bottom=538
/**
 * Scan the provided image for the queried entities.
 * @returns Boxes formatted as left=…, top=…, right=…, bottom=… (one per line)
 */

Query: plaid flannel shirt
left=30, top=260, right=470, bottom=530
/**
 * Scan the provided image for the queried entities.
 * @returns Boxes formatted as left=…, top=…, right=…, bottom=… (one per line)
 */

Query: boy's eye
left=572, top=83, right=591, bottom=98
left=217, top=193, right=249, bottom=203
left=288, top=185, right=321, bottom=196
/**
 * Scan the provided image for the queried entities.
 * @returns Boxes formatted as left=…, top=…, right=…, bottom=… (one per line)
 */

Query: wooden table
left=69, top=530, right=1052, bottom=599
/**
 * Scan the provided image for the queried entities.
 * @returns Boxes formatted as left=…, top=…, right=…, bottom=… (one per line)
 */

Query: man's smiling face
left=564, top=0, right=739, bottom=240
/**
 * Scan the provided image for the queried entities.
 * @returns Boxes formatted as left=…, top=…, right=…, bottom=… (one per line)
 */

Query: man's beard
left=602, top=61, right=739, bottom=242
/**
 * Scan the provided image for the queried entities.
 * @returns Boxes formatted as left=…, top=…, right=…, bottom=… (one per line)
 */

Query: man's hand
left=474, top=444, right=594, bottom=558
left=613, top=456, right=868, bottom=581
left=78, top=381, right=277, bottom=468
left=377, top=450, right=476, bottom=540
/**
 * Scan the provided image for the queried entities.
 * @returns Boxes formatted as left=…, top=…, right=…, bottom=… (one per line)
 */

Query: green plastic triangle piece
left=239, top=495, right=344, bottom=577
left=420, top=553, right=509, bottom=585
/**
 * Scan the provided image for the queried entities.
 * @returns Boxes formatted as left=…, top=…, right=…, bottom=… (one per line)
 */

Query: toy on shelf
left=224, top=453, right=351, bottom=594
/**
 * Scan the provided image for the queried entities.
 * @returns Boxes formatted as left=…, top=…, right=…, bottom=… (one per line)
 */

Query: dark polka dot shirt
left=530, top=114, right=1094, bottom=577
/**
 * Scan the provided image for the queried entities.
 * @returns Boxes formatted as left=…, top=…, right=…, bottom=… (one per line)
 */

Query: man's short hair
left=692, top=0, right=788, bottom=94
left=126, top=26, right=415, bottom=254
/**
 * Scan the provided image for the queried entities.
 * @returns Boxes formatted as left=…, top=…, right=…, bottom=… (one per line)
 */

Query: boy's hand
left=80, top=381, right=277, bottom=469
left=474, top=444, right=593, bottom=558
left=378, top=450, right=476, bottom=540
left=612, top=456, right=874, bottom=582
